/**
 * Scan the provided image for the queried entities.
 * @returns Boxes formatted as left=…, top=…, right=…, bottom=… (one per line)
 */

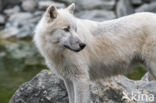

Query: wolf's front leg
left=74, top=78, right=90, bottom=103
left=64, top=78, right=75, bottom=103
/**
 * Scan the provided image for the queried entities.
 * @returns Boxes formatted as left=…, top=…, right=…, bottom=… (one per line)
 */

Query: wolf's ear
left=47, top=5, right=58, bottom=20
left=67, top=3, right=75, bottom=14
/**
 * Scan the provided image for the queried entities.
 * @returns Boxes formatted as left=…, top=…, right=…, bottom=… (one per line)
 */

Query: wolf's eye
left=63, top=26, right=70, bottom=32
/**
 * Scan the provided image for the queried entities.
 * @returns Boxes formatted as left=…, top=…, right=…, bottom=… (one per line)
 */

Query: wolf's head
left=37, top=3, right=86, bottom=52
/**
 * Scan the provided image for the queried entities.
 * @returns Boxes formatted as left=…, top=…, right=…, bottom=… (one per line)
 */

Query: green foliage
left=126, top=65, right=147, bottom=80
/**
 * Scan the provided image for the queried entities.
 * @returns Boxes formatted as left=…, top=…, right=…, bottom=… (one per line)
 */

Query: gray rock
left=116, top=0, right=134, bottom=17
left=10, top=70, right=156, bottom=103
left=135, top=3, right=149, bottom=12
left=22, top=0, right=38, bottom=12
left=131, top=0, right=143, bottom=5
left=62, top=0, right=115, bottom=10
left=2, top=12, right=42, bottom=38
left=0, top=0, right=20, bottom=12
left=38, top=1, right=65, bottom=10
left=0, top=14, right=5, bottom=24
left=9, top=70, right=68, bottom=103
left=75, top=0, right=116, bottom=10
left=8, top=12, right=33, bottom=22
left=135, top=2, right=156, bottom=12
left=76, top=10, right=116, bottom=21
left=1, top=27, right=18, bottom=37
left=4, top=6, right=21, bottom=16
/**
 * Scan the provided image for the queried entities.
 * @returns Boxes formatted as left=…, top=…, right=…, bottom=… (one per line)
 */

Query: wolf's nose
left=79, top=43, right=86, bottom=49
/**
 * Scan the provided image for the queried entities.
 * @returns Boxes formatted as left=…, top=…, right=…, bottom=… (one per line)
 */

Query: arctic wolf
left=34, top=3, right=156, bottom=103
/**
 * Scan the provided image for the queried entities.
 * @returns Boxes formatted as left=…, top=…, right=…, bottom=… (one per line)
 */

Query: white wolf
left=34, top=3, right=156, bottom=103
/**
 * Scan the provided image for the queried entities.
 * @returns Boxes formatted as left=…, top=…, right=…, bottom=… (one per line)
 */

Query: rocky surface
left=0, top=0, right=156, bottom=38
left=2, top=12, right=41, bottom=38
left=10, top=70, right=156, bottom=103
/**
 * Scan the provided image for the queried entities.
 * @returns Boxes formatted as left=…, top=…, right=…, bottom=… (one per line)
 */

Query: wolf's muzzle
left=63, top=36, right=86, bottom=52
left=64, top=42, right=86, bottom=52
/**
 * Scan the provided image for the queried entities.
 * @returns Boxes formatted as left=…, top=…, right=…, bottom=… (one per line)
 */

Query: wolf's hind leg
left=64, top=79, right=75, bottom=103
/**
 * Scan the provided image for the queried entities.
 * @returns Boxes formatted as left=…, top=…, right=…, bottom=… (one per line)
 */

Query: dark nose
left=79, top=43, right=86, bottom=49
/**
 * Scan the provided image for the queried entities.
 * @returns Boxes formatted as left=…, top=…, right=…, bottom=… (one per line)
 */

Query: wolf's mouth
left=64, top=43, right=86, bottom=52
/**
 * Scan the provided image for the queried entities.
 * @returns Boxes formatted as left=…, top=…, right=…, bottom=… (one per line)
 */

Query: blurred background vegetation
left=0, top=0, right=155, bottom=102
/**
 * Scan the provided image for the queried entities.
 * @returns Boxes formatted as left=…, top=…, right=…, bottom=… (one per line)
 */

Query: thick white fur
left=34, top=4, right=156, bottom=103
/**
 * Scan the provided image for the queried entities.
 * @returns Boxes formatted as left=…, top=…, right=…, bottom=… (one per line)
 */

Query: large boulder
left=9, top=70, right=68, bottom=103
left=10, top=70, right=156, bottom=103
